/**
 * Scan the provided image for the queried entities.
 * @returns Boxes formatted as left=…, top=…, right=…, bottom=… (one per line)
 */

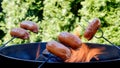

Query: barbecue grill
left=0, top=42, right=120, bottom=68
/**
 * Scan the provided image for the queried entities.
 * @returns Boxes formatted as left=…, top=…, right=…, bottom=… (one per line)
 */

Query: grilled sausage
left=58, top=32, right=82, bottom=49
left=46, top=40, right=71, bottom=60
left=20, top=21, right=39, bottom=33
left=84, top=18, right=101, bottom=40
left=10, top=28, right=29, bottom=39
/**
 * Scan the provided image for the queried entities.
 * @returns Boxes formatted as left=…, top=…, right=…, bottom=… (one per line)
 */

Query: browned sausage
left=10, top=28, right=30, bottom=39
left=46, top=40, right=71, bottom=60
left=84, top=18, right=101, bottom=40
left=58, top=32, right=82, bottom=49
left=20, top=21, right=39, bottom=33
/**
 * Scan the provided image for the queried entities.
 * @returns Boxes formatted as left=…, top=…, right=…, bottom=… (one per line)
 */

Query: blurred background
left=0, top=0, right=120, bottom=46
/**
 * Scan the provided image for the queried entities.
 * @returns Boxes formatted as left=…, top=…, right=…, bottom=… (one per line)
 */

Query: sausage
left=46, top=40, right=71, bottom=60
left=58, top=32, right=82, bottom=49
left=84, top=18, right=101, bottom=40
left=10, top=28, right=29, bottom=39
left=20, top=21, right=39, bottom=33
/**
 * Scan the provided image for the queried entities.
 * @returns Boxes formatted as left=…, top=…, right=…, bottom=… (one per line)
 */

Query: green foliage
left=78, top=0, right=120, bottom=45
left=40, top=0, right=79, bottom=41
left=0, top=0, right=120, bottom=46
left=0, top=0, right=43, bottom=46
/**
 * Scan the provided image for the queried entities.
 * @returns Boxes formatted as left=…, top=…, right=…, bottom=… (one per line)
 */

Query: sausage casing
left=84, top=18, right=101, bottom=40
left=46, top=40, right=71, bottom=60
left=10, top=28, right=29, bottom=39
left=58, top=32, right=82, bottom=49
left=20, top=21, right=39, bottom=33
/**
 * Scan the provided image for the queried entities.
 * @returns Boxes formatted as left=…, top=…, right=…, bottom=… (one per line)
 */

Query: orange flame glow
left=35, top=44, right=40, bottom=60
left=65, top=43, right=104, bottom=63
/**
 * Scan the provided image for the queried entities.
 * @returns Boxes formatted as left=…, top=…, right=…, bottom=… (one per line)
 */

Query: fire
left=65, top=43, right=105, bottom=63
left=35, top=44, right=40, bottom=60
left=73, top=25, right=81, bottom=38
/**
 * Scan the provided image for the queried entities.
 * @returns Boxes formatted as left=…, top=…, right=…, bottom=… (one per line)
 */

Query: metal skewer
left=0, top=37, right=16, bottom=50
left=79, top=19, right=120, bottom=50
left=37, top=54, right=51, bottom=68
left=35, top=44, right=51, bottom=68
left=94, top=28, right=120, bottom=50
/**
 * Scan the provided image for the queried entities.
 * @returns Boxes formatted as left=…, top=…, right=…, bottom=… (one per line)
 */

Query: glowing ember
left=65, top=43, right=105, bottom=63
left=35, top=44, right=40, bottom=60
left=73, top=25, right=81, bottom=38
